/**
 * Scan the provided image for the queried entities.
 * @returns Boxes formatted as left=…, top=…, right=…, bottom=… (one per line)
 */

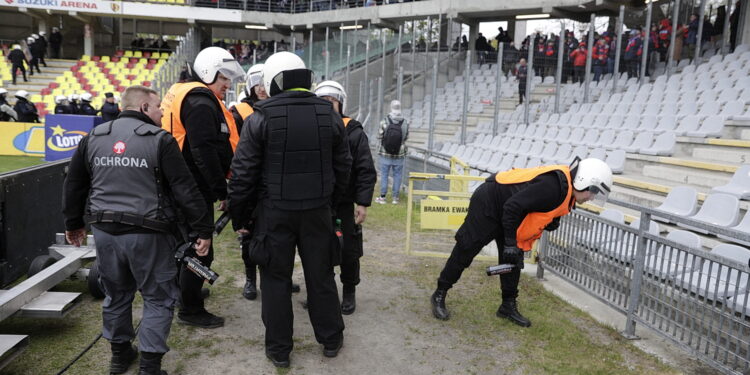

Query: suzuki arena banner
left=0, top=122, right=45, bottom=157
left=0, top=0, right=123, bottom=14
left=45, top=115, right=103, bottom=161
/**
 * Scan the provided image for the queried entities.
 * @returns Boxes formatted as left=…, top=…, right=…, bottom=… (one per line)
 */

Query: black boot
left=177, top=308, right=225, bottom=328
left=110, top=342, right=137, bottom=374
left=431, top=289, right=450, bottom=321
left=242, top=278, right=257, bottom=300
left=496, top=299, right=531, bottom=327
left=341, top=286, right=356, bottom=315
left=291, top=283, right=301, bottom=293
left=138, top=352, right=167, bottom=375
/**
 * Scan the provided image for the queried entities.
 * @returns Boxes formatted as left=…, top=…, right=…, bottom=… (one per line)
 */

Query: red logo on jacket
left=113, top=141, right=126, bottom=154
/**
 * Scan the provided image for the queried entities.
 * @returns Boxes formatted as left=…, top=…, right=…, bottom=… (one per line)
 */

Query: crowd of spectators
left=129, top=36, right=172, bottom=53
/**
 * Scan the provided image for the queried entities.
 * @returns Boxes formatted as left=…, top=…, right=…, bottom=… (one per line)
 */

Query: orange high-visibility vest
left=161, top=81, right=240, bottom=152
left=495, top=165, right=575, bottom=251
left=342, top=117, right=351, bottom=128
left=234, top=102, right=254, bottom=120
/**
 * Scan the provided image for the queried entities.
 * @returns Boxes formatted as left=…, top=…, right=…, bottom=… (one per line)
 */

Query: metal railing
left=119, top=0, right=427, bottom=12
left=152, top=28, right=201, bottom=98
left=539, top=197, right=750, bottom=375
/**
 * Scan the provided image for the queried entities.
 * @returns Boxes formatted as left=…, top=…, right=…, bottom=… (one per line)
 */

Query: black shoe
left=265, top=351, right=290, bottom=368
left=431, top=289, right=450, bottom=321
left=201, top=288, right=210, bottom=299
left=138, top=352, right=166, bottom=375
left=242, top=278, right=257, bottom=300
left=177, top=310, right=224, bottom=328
left=300, top=299, right=308, bottom=310
left=291, top=283, right=301, bottom=293
left=323, top=338, right=343, bottom=358
left=496, top=299, right=531, bottom=327
left=341, top=291, right=356, bottom=315
left=110, top=342, right=137, bottom=374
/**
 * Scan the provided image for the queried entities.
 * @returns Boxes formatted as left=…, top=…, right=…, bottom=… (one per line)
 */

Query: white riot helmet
left=80, top=92, right=93, bottom=102
left=39, top=31, right=46, bottom=37
left=31, top=34, right=39, bottom=39
left=314, top=80, right=347, bottom=113
left=0, top=88, right=7, bottom=96
left=15, top=90, right=29, bottom=99
left=262, top=52, right=313, bottom=96
left=245, top=63, right=264, bottom=94
left=26, top=37, right=34, bottom=44
left=572, top=157, right=613, bottom=203
left=69, top=94, right=79, bottom=102
left=192, top=46, right=245, bottom=85
left=55, top=95, right=67, bottom=104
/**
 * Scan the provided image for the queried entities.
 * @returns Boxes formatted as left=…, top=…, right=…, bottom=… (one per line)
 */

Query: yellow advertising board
left=0, top=122, right=45, bottom=157
left=420, top=199, right=470, bottom=230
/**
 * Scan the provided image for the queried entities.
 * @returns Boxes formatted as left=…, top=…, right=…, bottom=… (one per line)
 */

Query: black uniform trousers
left=336, top=202, right=363, bottom=290
left=518, top=84, right=526, bottom=105
left=256, top=204, right=344, bottom=357
left=437, top=181, right=522, bottom=300
left=11, top=64, right=26, bottom=84
left=29, top=56, right=41, bottom=74
left=241, top=239, right=257, bottom=282
left=179, top=198, right=215, bottom=315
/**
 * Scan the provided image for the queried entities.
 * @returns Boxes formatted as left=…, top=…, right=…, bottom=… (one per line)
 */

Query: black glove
left=502, top=245, right=523, bottom=266
left=545, top=217, right=561, bottom=232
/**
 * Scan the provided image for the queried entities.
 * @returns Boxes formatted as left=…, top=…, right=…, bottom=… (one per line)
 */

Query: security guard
left=314, top=80, right=376, bottom=315
left=62, top=85, right=213, bottom=375
left=79, top=92, right=99, bottom=116
left=54, top=95, right=71, bottom=114
left=430, top=158, right=613, bottom=327
left=228, top=52, right=352, bottom=368
left=161, top=46, right=244, bottom=329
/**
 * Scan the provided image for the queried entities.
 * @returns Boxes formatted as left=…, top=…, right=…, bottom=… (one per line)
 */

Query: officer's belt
left=86, top=211, right=172, bottom=232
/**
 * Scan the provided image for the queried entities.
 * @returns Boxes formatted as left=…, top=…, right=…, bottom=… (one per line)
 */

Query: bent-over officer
left=228, top=52, right=352, bottom=368
left=430, top=158, right=613, bottom=327
left=314, top=80, right=376, bottom=315
left=62, top=85, right=213, bottom=375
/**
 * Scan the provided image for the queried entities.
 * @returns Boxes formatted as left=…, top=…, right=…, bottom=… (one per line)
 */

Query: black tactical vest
left=256, top=94, right=335, bottom=210
left=86, top=117, right=176, bottom=227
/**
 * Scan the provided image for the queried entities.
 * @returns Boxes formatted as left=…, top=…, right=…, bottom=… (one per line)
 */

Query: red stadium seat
left=111, top=56, right=120, bottom=63
left=40, top=88, right=50, bottom=96
left=142, top=81, right=151, bottom=87
left=48, top=82, right=59, bottom=89
left=143, top=52, right=151, bottom=58
left=92, top=56, right=100, bottom=62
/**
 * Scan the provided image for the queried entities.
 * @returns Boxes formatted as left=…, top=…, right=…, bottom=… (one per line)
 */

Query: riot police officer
left=79, top=92, right=99, bottom=116
left=54, top=95, right=71, bottom=114
left=63, top=85, right=213, bottom=375
left=101, top=92, right=121, bottom=122
left=314, top=80, right=376, bottom=315
left=161, top=46, right=244, bottom=329
left=228, top=52, right=352, bottom=368
left=431, top=158, right=613, bottom=327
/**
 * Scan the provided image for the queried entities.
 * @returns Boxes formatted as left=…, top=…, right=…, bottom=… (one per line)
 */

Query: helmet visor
left=588, top=184, right=610, bottom=206
left=218, top=58, right=245, bottom=81
left=247, top=72, right=263, bottom=88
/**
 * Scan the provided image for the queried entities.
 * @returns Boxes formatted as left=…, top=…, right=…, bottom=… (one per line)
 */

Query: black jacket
left=100, top=102, right=120, bottom=122
left=341, top=116, right=376, bottom=207
left=68, top=101, right=79, bottom=114
left=14, top=98, right=39, bottom=122
left=180, top=85, right=234, bottom=203
left=476, top=170, right=570, bottom=247
left=50, top=32, right=62, bottom=47
left=8, top=49, right=26, bottom=65
left=62, top=110, right=214, bottom=239
left=79, top=102, right=98, bottom=116
left=55, top=104, right=71, bottom=114
left=228, top=91, right=352, bottom=230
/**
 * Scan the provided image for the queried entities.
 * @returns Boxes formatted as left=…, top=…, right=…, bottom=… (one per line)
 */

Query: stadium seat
left=687, top=115, right=725, bottom=138
left=576, top=209, right=625, bottom=248
left=677, top=193, right=741, bottom=234
left=719, top=210, right=750, bottom=247
left=674, top=115, right=701, bottom=135
left=710, top=165, right=750, bottom=199
left=644, top=230, right=702, bottom=278
left=678, top=244, right=750, bottom=300
left=654, top=186, right=700, bottom=223
left=640, top=131, right=676, bottom=156
left=605, top=150, right=626, bottom=174
left=601, top=219, right=660, bottom=263
left=624, top=131, right=654, bottom=153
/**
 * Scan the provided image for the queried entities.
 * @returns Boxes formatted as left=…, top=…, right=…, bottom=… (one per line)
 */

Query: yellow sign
left=420, top=199, right=470, bottom=230
left=0, top=122, right=45, bottom=156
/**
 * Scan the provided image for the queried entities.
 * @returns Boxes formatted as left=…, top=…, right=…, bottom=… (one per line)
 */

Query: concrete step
left=692, top=146, right=750, bottom=164
left=0, top=335, right=28, bottom=370
left=641, top=164, right=731, bottom=190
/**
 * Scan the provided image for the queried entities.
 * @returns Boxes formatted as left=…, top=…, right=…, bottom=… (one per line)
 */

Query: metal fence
left=539, top=197, right=750, bottom=375
left=152, top=27, right=201, bottom=98
left=117, top=0, right=427, bottom=12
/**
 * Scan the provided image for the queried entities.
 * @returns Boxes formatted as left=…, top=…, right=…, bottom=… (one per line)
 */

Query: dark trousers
left=626, top=60, right=639, bottom=78
left=179, top=199, right=214, bottom=315
left=257, top=204, right=344, bottom=356
left=93, top=227, right=179, bottom=353
left=30, top=56, right=41, bottom=74
left=241, top=240, right=258, bottom=282
left=518, top=85, right=526, bottom=105
left=39, top=52, right=46, bottom=67
left=573, top=66, right=585, bottom=83
left=11, top=64, right=26, bottom=84
left=336, top=202, right=362, bottom=290
left=51, top=45, right=60, bottom=59
left=437, top=182, right=521, bottom=300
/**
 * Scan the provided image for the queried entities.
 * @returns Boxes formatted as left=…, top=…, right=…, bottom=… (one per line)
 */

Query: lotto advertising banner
left=45, top=115, right=102, bottom=161
left=0, top=0, right=123, bottom=14
left=0, top=122, right=45, bottom=157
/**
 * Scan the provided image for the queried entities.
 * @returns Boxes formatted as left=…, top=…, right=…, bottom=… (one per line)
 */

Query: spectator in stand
left=516, top=58, right=528, bottom=105
left=730, top=0, right=740, bottom=51
left=8, top=45, right=28, bottom=85
left=50, top=27, right=62, bottom=59
left=658, top=19, right=671, bottom=62
left=100, top=92, right=121, bottom=122
left=606, top=34, right=616, bottom=75
left=476, top=33, right=490, bottom=66
left=502, top=42, right=518, bottom=76
left=159, top=36, right=170, bottom=53
left=713, top=6, right=726, bottom=44
left=533, top=38, right=545, bottom=78
left=672, top=22, right=685, bottom=61
left=624, top=30, right=641, bottom=78
left=686, top=13, right=699, bottom=59
left=569, top=42, right=587, bottom=84
left=592, top=38, right=608, bottom=82
left=13, top=90, right=39, bottom=123
left=461, top=35, right=469, bottom=51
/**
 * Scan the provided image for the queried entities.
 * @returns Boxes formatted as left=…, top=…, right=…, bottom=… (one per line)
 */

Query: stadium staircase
left=0, top=55, right=78, bottom=118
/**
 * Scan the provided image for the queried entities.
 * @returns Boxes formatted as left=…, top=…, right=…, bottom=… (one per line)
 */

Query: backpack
left=382, top=117, right=404, bottom=155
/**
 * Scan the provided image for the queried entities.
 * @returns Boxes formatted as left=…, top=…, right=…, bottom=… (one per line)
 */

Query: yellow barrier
left=0, top=122, right=45, bottom=156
